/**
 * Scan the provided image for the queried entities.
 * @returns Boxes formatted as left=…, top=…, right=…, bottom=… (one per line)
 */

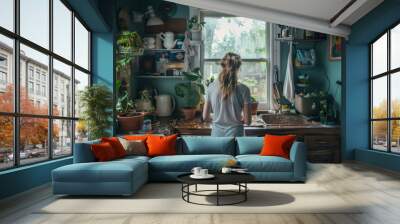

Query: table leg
left=217, top=184, right=219, bottom=206
left=245, top=183, right=247, bottom=201
left=195, top=184, right=198, bottom=192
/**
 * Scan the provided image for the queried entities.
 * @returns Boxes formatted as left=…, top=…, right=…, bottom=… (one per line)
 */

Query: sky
left=0, top=0, right=89, bottom=75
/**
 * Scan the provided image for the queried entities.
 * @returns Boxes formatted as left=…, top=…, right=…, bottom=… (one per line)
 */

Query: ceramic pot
left=181, top=107, right=197, bottom=120
left=155, top=94, right=175, bottom=117
left=251, top=102, right=258, bottom=115
left=117, top=112, right=145, bottom=131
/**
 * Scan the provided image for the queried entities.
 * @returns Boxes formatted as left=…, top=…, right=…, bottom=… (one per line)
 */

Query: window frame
left=0, top=0, right=92, bottom=171
left=200, top=13, right=270, bottom=109
left=369, top=20, right=400, bottom=154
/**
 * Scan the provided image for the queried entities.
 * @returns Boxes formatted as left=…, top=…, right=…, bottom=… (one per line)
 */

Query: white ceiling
left=167, top=0, right=384, bottom=37
left=226, top=0, right=353, bottom=24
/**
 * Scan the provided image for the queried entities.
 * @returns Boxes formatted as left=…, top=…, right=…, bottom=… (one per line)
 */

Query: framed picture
left=329, top=36, right=342, bottom=60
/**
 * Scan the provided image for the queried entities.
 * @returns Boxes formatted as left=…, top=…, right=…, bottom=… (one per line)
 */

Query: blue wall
left=344, top=0, right=400, bottom=170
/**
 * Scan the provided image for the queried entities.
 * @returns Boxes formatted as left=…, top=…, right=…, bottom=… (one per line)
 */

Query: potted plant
left=250, top=96, right=259, bottom=115
left=116, top=90, right=145, bottom=131
left=79, top=84, right=113, bottom=140
left=175, top=68, right=205, bottom=120
left=188, top=15, right=205, bottom=41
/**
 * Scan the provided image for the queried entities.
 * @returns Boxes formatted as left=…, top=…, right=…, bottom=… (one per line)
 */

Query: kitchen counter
left=174, top=115, right=340, bottom=136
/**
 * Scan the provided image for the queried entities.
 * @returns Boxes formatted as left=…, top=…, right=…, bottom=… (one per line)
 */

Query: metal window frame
left=201, top=14, right=270, bottom=108
left=369, top=19, right=400, bottom=155
left=0, top=0, right=92, bottom=171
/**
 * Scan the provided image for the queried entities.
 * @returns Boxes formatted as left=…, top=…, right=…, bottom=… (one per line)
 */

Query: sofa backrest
left=236, top=137, right=263, bottom=155
left=73, top=140, right=100, bottom=163
left=180, top=136, right=236, bottom=155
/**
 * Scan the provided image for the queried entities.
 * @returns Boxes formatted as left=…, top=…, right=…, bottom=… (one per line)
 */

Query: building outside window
left=202, top=15, right=269, bottom=109
left=0, top=0, right=91, bottom=170
left=370, top=22, right=400, bottom=154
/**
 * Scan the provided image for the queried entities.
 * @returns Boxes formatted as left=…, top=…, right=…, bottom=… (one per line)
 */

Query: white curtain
left=283, top=42, right=295, bottom=104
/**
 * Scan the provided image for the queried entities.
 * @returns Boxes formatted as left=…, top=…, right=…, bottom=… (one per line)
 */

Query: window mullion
left=13, top=0, right=21, bottom=167
left=388, top=30, right=391, bottom=152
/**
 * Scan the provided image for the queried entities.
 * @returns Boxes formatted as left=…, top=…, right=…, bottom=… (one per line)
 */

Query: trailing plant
left=79, top=84, right=113, bottom=140
left=116, top=31, right=143, bottom=73
left=116, top=90, right=136, bottom=116
left=188, top=16, right=205, bottom=31
left=175, top=68, right=205, bottom=108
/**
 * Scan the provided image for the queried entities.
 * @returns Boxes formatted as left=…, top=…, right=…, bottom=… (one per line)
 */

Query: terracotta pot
left=251, top=102, right=259, bottom=115
left=117, top=112, right=145, bottom=131
left=181, top=107, right=197, bottom=120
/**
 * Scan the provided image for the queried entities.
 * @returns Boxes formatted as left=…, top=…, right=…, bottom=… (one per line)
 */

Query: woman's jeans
left=211, top=124, right=244, bottom=137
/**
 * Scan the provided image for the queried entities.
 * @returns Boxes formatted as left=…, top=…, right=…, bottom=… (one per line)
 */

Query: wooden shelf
left=136, top=75, right=184, bottom=79
left=143, top=48, right=185, bottom=52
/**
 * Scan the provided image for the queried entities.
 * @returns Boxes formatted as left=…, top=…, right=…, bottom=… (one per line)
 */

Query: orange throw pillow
left=101, top=137, right=126, bottom=158
left=91, top=142, right=117, bottom=162
left=260, top=134, right=296, bottom=159
left=146, top=134, right=178, bottom=157
left=124, top=135, right=148, bottom=141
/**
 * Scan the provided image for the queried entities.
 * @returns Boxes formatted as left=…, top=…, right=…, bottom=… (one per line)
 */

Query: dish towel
left=283, top=42, right=295, bottom=104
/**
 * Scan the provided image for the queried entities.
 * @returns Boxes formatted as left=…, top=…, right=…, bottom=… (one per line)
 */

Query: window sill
left=0, top=156, right=72, bottom=175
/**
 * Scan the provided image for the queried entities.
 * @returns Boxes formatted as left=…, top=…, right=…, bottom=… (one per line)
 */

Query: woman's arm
left=202, top=100, right=212, bottom=122
left=243, top=103, right=252, bottom=125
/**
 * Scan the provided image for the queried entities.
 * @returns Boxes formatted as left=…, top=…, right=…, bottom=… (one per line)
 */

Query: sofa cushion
left=149, top=154, right=235, bottom=172
left=260, top=134, right=296, bottom=159
left=53, top=156, right=148, bottom=183
left=101, top=137, right=127, bottom=158
left=181, top=136, right=235, bottom=155
left=236, top=137, right=263, bottom=155
left=236, top=155, right=293, bottom=172
left=91, top=142, right=118, bottom=162
left=147, top=134, right=178, bottom=157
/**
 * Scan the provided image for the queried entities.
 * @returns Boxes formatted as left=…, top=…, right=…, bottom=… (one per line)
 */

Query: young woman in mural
left=202, top=52, right=252, bottom=137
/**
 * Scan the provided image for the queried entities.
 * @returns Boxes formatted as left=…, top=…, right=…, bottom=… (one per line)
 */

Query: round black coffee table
left=177, top=173, right=255, bottom=206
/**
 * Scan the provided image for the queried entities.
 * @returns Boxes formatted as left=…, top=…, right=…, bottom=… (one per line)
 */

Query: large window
left=370, top=23, right=400, bottom=153
left=202, top=15, right=269, bottom=108
left=0, top=0, right=91, bottom=170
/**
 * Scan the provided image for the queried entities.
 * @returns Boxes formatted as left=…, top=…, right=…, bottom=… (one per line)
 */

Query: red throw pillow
left=260, top=134, right=296, bottom=159
left=101, top=137, right=126, bottom=158
left=124, top=135, right=148, bottom=141
left=146, top=134, right=178, bottom=157
left=91, top=142, right=117, bottom=162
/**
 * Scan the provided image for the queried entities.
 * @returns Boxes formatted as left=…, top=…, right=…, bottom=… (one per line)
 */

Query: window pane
left=203, top=17, right=267, bottom=59
left=0, top=0, right=14, bottom=31
left=372, top=33, right=387, bottom=76
left=372, top=121, right=388, bottom=151
left=0, top=35, right=14, bottom=112
left=391, top=24, right=400, bottom=70
left=75, top=18, right=89, bottom=70
left=0, top=116, right=13, bottom=170
left=53, top=119, right=72, bottom=158
left=391, top=120, right=400, bottom=153
left=20, top=0, right=49, bottom=49
left=74, top=69, right=89, bottom=118
left=20, top=117, right=49, bottom=165
left=20, top=44, right=49, bottom=115
left=372, top=77, right=387, bottom=119
left=204, top=61, right=268, bottom=103
left=75, top=120, right=88, bottom=143
left=53, top=59, right=72, bottom=117
left=391, top=72, right=400, bottom=118
left=53, top=0, right=72, bottom=60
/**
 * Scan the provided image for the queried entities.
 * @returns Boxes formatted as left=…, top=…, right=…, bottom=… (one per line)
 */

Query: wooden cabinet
left=304, top=135, right=341, bottom=163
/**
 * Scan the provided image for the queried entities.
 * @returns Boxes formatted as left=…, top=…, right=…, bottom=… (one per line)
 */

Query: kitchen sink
left=260, top=114, right=315, bottom=126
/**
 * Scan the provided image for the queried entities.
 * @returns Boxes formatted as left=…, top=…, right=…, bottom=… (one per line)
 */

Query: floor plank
left=1, top=162, right=400, bottom=224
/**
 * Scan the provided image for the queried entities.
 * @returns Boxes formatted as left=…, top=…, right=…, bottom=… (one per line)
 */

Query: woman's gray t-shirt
left=206, top=81, right=251, bottom=128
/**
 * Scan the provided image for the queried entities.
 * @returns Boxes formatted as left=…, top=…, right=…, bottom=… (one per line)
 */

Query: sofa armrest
left=73, top=141, right=99, bottom=163
left=289, top=141, right=307, bottom=181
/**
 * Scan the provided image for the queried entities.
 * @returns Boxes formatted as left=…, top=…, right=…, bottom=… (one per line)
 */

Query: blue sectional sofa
left=52, top=136, right=307, bottom=196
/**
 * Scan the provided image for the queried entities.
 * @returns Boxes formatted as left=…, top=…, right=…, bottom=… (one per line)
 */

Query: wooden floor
left=1, top=162, right=400, bottom=224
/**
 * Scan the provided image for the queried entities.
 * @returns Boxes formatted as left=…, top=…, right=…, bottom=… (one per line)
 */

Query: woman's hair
left=218, top=52, right=242, bottom=99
